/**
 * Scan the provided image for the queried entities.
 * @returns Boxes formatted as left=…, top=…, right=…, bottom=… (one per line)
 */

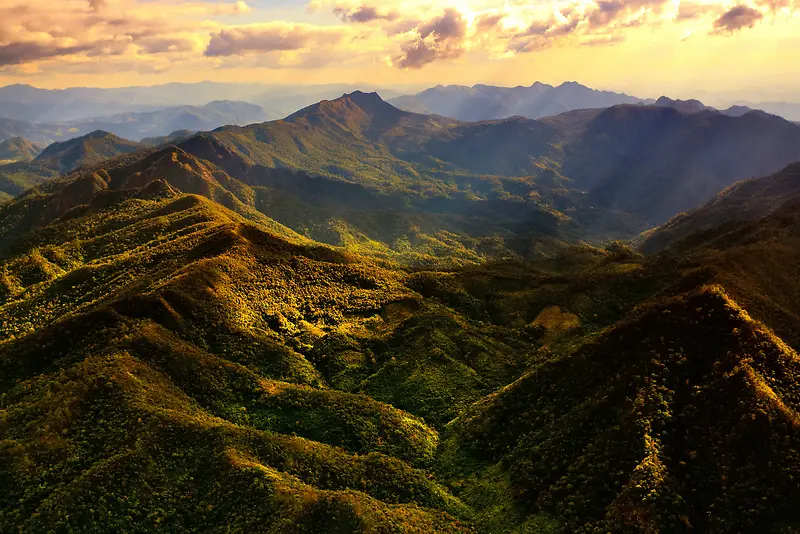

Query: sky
left=0, top=0, right=798, bottom=102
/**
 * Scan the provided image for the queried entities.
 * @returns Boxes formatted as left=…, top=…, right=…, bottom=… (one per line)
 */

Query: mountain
left=248, top=84, right=407, bottom=120
left=33, top=131, right=142, bottom=173
left=3, top=124, right=800, bottom=531
left=390, top=81, right=649, bottom=121
left=73, top=101, right=268, bottom=141
left=559, top=104, right=800, bottom=224
left=653, top=95, right=713, bottom=114
left=652, top=96, right=777, bottom=119
left=0, top=117, right=79, bottom=146
left=720, top=104, right=757, bottom=117
left=0, top=82, right=271, bottom=123
left=0, top=82, right=413, bottom=124
left=448, top=285, right=800, bottom=532
left=736, top=101, right=800, bottom=122
left=140, top=129, right=197, bottom=147
left=0, top=131, right=142, bottom=201
left=175, top=92, right=800, bottom=234
left=639, top=162, right=800, bottom=253
left=0, top=137, right=42, bottom=162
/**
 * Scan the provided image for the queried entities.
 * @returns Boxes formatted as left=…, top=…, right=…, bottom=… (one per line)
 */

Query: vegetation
left=3, top=92, right=800, bottom=532
left=0, top=137, right=41, bottom=162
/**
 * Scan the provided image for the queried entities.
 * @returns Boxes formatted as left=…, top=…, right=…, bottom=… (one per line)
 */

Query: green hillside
left=0, top=131, right=144, bottom=202
left=188, top=93, right=800, bottom=231
left=3, top=147, right=800, bottom=531
left=0, top=137, right=41, bottom=162
left=3, top=92, right=800, bottom=533
left=34, top=130, right=142, bottom=174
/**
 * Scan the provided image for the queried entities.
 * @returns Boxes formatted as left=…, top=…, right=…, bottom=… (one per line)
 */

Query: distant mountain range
left=71, top=101, right=268, bottom=142
left=391, top=83, right=800, bottom=123
left=390, top=81, right=650, bottom=121
left=2, top=81, right=798, bottom=149
left=0, top=82, right=409, bottom=124
left=3, top=92, right=800, bottom=234
left=0, top=101, right=269, bottom=145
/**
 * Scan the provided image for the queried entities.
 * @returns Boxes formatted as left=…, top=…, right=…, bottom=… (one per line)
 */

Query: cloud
left=0, top=0, right=792, bottom=80
left=676, top=3, right=714, bottom=20
left=712, top=5, right=764, bottom=32
left=136, top=36, right=198, bottom=54
left=581, top=34, right=627, bottom=46
left=333, top=5, right=397, bottom=23
left=394, top=8, right=468, bottom=68
left=205, top=24, right=347, bottom=56
left=476, top=13, right=505, bottom=30
left=0, top=42, right=95, bottom=66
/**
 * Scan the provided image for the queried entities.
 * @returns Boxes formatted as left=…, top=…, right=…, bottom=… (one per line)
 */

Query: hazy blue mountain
left=0, top=101, right=269, bottom=145
left=739, top=101, right=800, bottom=122
left=74, top=100, right=268, bottom=141
left=0, top=82, right=417, bottom=124
left=653, top=96, right=713, bottom=114
left=0, top=118, right=79, bottom=146
left=389, top=81, right=651, bottom=121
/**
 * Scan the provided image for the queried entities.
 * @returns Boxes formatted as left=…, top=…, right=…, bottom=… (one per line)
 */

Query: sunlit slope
left=0, top=182, right=479, bottom=532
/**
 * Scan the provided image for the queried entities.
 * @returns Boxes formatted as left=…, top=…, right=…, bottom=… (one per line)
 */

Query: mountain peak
left=557, top=81, right=589, bottom=90
left=286, top=90, right=404, bottom=125
left=654, top=96, right=712, bottom=114
left=341, top=90, right=391, bottom=109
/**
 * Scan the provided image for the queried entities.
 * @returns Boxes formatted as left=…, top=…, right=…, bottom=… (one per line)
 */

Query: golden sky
left=0, top=0, right=798, bottom=102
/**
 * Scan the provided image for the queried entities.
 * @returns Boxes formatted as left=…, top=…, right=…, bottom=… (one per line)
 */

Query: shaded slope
left=639, top=162, right=800, bottom=253
left=563, top=105, right=800, bottom=224
left=447, top=287, right=800, bottom=533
